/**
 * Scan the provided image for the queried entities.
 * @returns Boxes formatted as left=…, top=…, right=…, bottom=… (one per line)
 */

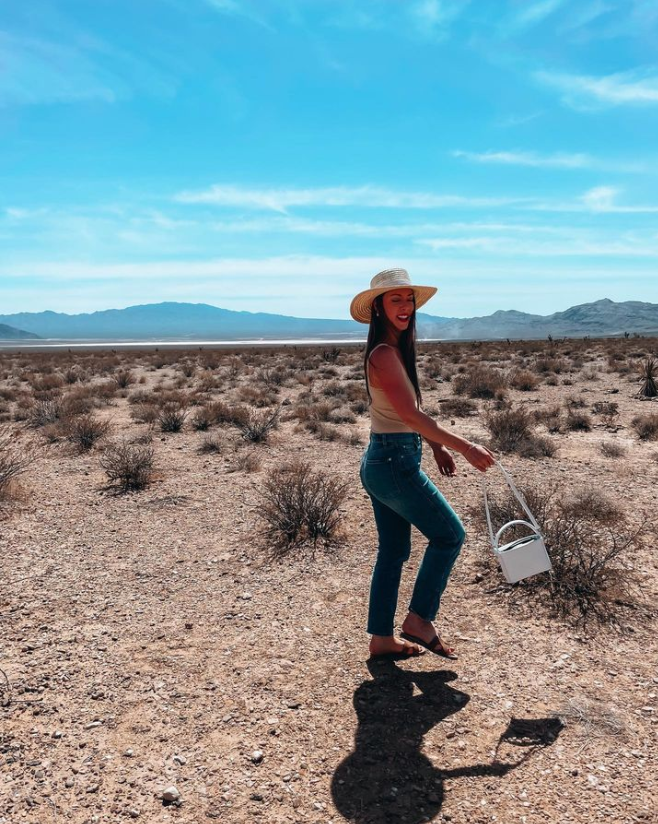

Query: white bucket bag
left=482, top=462, right=552, bottom=584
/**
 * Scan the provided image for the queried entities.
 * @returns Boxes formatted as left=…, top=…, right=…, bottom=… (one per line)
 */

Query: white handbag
left=482, top=462, right=552, bottom=584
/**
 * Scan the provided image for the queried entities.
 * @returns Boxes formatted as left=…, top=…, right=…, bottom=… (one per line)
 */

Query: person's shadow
left=331, top=658, right=563, bottom=824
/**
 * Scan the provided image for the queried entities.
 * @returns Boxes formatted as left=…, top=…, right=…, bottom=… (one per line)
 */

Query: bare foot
left=368, top=635, right=426, bottom=658
left=401, top=612, right=456, bottom=658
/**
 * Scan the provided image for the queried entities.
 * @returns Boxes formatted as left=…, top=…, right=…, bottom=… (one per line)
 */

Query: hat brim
left=349, top=285, right=438, bottom=324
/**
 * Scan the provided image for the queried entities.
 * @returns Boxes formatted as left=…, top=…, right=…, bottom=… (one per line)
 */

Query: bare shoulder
left=368, top=343, right=400, bottom=369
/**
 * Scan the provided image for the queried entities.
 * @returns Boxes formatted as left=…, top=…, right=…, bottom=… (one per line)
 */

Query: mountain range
left=0, top=298, right=656, bottom=342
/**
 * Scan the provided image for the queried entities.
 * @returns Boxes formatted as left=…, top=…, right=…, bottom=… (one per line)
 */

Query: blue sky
left=1, top=0, right=658, bottom=319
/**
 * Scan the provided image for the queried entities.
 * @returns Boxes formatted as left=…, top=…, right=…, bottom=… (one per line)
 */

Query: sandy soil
left=1, top=340, right=657, bottom=824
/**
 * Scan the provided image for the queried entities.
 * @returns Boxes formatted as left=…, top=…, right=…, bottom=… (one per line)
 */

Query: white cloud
left=452, top=149, right=646, bottom=173
left=173, top=183, right=528, bottom=211
left=203, top=0, right=271, bottom=28
left=535, top=67, right=658, bottom=108
left=510, top=0, right=567, bottom=30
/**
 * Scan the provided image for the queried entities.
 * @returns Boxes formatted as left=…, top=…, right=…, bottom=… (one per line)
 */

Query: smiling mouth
left=397, top=315, right=410, bottom=321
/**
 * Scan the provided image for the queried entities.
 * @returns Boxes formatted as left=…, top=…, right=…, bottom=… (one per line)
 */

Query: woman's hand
left=462, top=442, right=496, bottom=472
left=432, top=445, right=457, bottom=477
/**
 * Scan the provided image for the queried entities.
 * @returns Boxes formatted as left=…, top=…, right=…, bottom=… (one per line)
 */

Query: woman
left=350, top=269, right=496, bottom=661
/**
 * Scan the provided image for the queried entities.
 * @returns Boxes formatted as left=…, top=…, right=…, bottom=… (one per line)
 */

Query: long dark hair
left=363, top=293, right=422, bottom=409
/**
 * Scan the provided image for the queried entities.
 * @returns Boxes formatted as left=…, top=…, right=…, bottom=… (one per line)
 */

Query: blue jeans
left=360, top=432, right=466, bottom=637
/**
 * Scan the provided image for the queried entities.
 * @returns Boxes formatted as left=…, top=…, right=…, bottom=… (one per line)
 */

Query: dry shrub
left=158, top=403, right=188, bottom=433
left=532, top=404, right=563, bottom=433
left=630, top=413, right=658, bottom=441
left=209, top=400, right=250, bottom=427
left=565, top=409, right=592, bottom=432
left=28, top=398, right=63, bottom=428
left=438, top=397, right=478, bottom=417
left=63, top=414, right=112, bottom=452
left=471, top=482, right=647, bottom=625
left=198, top=433, right=224, bottom=454
left=591, top=401, right=619, bottom=428
left=100, top=440, right=155, bottom=491
left=509, top=369, right=539, bottom=391
left=237, top=406, right=280, bottom=442
left=259, top=460, right=348, bottom=557
left=191, top=406, right=213, bottom=431
left=484, top=405, right=556, bottom=458
left=600, top=441, right=626, bottom=458
left=453, top=365, right=507, bottom=399
left=0, top=426, right=38, bottom=502
left=637, top=357, right=657, bottom=398
left=533, top=356, right=567, bottom=375
left=229, top=448, right=262, bottom=473
left=130, top=403, right=159, bottom=424
left=114, top=370, right=135, bottom=389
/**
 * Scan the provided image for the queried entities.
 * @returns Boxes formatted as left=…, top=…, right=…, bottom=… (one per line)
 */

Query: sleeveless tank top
left=367, top=343, right=418, bottom=434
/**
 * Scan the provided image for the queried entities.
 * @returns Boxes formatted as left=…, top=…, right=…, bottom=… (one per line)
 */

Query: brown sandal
left=400, top=631, right=458, bottom=660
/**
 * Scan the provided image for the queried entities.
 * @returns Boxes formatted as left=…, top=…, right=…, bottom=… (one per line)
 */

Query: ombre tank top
left=367, top=343, right=418, bottom=434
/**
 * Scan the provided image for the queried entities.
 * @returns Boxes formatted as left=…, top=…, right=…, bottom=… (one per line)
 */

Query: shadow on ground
left=331, top=658, right=563, bottom=824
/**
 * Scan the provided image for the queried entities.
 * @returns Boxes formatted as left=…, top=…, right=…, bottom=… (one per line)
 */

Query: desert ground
left=1, top=337, right=657, bottom=824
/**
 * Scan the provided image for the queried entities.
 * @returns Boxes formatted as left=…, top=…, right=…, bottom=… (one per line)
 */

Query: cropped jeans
left=360, top=432, right=466, bottom=637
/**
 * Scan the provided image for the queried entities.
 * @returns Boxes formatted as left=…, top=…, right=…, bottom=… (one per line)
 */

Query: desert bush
left=600, top=441, right=626, bottom=458
left=439, top=397, right=477, bottom=417
left=565, top=410, right=592, bottom=432
left=130, top=403, right=158, bottom=424
left=591, top=401, right=619, bottom=428
left=100, top=440, right=155, bottom=491
left=209, top=400, right=250, bottom=427
left=191, top=406, right=214, bottom=431
left=322, top=381, right=348, bottom=399
left=471, top=482, right=646, bottom=625
left=509, top=369, right=539, bottom=391
left=453, top=365, right=507, bottom=399
left=198, top=433, right=224, bottom=454
left=114, top=370, right=135, bottom=389
left=63, top=414, right=112, bottom=452
left=532, top=404, right=563, bottom=433
left=0, top=426, right=38, bottom=501
left=630, top=413, right=658, bottom=441
left=238, top=385, right=277, bottom=407
left=636, top=356, right=657, bottom=398
left=484, top=405, right=555, bottom=457
left=228, top=448, right=262, bottom=473
left=237, top=406, right=280, bottom=443
left=533, top=356, right=567, bottom=375
left=158, top=403, right=188, bottom=433
left=259, top=459, right=348, bottom=557
left=28, top=398, right=63, bottom=428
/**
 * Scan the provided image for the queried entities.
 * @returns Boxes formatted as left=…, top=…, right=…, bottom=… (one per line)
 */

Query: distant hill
left=423, top=298, right=658, bottom=340
left=0, top=298, right=656, bottom=342
left=0, top=323, right=41, bottom=340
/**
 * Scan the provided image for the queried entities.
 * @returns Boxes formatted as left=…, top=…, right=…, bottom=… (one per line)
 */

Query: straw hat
left=349, top=268, right=438, bottom=324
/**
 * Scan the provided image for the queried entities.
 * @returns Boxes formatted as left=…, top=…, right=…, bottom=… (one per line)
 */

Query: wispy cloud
left=173, top=183, right=528, bottom=211
left=410, top=0, right=470, bottom=38
left=507, top=0, right=567, bottom=31
left=535, top=67, right=658, bottom=109
left=452, top=148, right=646, bottom=173
left=203, top=0, right=272, bottom=28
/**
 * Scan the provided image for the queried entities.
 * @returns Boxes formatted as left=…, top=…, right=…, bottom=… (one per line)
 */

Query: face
left=380, top=289, right=415, bottom=330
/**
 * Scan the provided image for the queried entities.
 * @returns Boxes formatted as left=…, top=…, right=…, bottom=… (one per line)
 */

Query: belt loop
left=382, top=433, right=389, bottom=447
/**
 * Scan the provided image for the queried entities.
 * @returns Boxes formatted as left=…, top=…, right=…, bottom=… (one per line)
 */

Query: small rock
left=251, top=750, right=264, bottom=764
left=162, top=785, right=180, bottom=802
left=123, top=749, right=134, bottom=758
left=173, top=754, right=187, bottom=766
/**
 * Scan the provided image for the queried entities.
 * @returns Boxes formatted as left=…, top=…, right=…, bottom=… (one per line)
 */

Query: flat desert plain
left=0, top=338, right=657, bottom=824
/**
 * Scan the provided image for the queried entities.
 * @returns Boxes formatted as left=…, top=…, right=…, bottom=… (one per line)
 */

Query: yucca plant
left=637, top=357, right=657, bottom=399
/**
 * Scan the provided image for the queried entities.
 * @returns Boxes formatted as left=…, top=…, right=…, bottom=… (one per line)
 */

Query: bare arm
left=370, top=346, right=495, bottom=470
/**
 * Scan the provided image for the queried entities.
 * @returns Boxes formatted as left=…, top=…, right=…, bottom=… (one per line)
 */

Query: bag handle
left=493, top=519, right=542, bottom=550
left=482, top=460, right=543, bottom=548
